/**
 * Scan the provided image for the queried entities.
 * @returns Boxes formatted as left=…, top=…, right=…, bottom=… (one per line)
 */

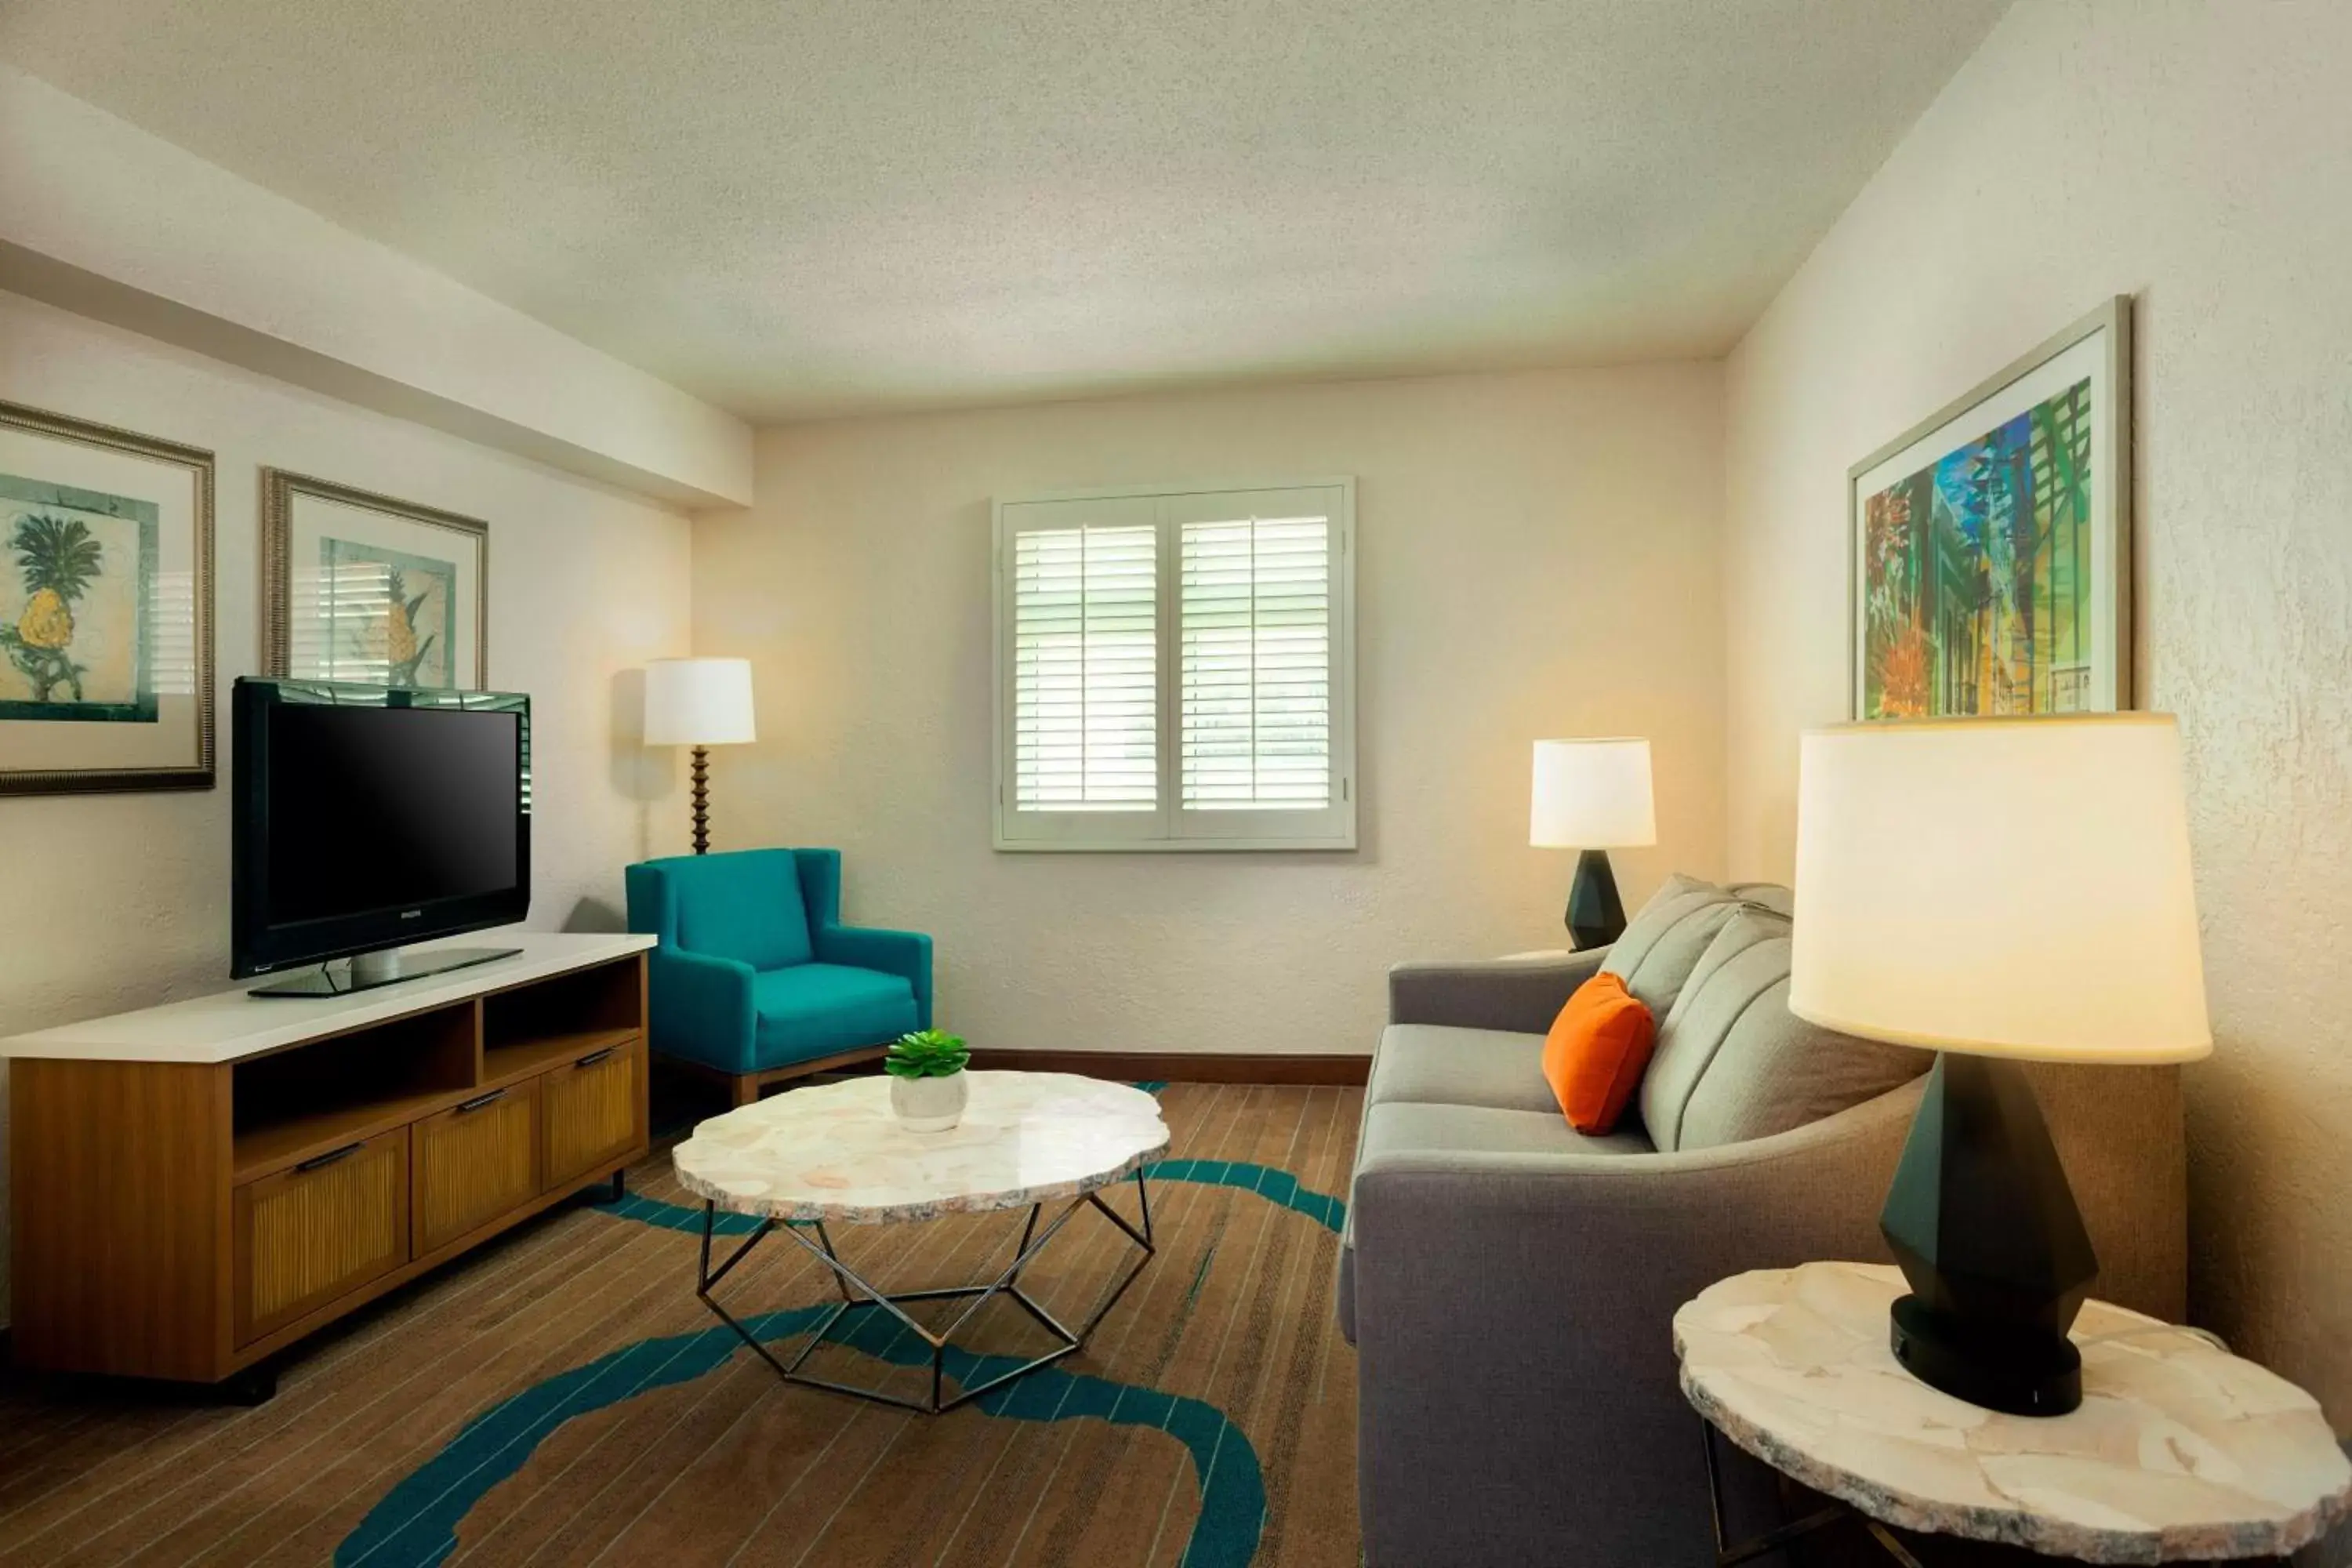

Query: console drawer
left=541, top=1040, right=643, bottom=1189
left=234, top=1127, right=410, bottom=1346
left=413, top=1079, right=539, bottom=1256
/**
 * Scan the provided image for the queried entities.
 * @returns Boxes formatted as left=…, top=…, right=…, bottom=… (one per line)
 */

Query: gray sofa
left=1338, top=874, right=2187, bottom=1568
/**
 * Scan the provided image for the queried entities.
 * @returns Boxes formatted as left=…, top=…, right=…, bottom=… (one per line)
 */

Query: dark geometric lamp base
left=1565, top=848, right=1628, bottom=950
left=1889, top=1292, right=2083, bottom=1417
left=1881, top=1053, right=2098, bottom=1417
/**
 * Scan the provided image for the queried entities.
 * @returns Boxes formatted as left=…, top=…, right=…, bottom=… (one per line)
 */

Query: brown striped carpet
left=0, top=1082, right=1363, bottom=1568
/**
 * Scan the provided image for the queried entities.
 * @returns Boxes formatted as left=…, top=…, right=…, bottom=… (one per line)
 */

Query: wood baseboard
left=966, top=1049, right=1370, bottom=1086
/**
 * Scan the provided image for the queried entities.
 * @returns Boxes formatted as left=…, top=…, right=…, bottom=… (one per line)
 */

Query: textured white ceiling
left=1, top=0, right=2007, bottom=421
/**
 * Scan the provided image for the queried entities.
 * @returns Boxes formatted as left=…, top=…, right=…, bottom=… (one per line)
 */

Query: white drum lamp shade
left=1791, top=715, right=2210, bottom=1063
left=644, top=658, right=757, bottom=747
left=1789, top=713, right=2211, bottom=1418
left=1529, top=738, right=1657, bottom=849
left=644, top=657, right=755, bottom=855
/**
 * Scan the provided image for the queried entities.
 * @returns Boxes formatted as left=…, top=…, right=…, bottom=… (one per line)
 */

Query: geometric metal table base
left=1702, top=1419, right=1927, bottom=1567
left=695, top=1168, right=1155, bottom=1415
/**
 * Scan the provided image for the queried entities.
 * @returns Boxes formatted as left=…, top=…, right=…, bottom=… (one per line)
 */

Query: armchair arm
left=1387, top=949, right=1606, bottom=1033
left=813, top=924, right=934, bottom=1030
left=646, top=946, right=758, bottom=1074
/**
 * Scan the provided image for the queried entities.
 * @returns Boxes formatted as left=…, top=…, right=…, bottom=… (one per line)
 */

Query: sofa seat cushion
left=751, top=963, right=917, bottom=1065
left=1369, top=1024, right=1556, bottom=1112
left=1360, top=1101, right=1657, bottom=1163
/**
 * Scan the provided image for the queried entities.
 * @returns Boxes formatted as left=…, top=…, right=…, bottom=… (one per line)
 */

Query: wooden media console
left=4, top=934, right=652, bottom=1398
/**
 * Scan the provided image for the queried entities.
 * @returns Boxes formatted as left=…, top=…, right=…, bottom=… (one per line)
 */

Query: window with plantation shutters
left=995, top=481, right=1355, bottom=851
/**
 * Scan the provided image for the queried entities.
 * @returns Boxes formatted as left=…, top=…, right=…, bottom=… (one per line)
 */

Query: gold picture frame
left=263, top=470, right=490, bottom=691
left=0, top=398, right=215, bottom=795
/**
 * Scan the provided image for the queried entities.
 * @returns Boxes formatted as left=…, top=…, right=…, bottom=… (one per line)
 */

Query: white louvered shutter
left=995, top=483, right=1353, bottom=850
left=1000, top=497, right=1162, bottom=840
left=1169, top=486, right=1352, bottom=844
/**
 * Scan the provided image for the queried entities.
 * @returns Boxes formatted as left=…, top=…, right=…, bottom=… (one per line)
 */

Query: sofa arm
left=1351, top=1083, right=1922, bottom=1568
left=646, top=947, right=758, bottom=1074
left=813, top=924, right=934, bottom=1029
left=1386, top=949, right=1606, bottom=1033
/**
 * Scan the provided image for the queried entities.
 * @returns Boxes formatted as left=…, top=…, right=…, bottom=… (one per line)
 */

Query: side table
left=1675, top=1262, right=2350, bottom=1566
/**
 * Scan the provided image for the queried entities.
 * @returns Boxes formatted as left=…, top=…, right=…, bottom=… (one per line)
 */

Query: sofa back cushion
left=1641, top=906, right=1929, bottom=1152
left=1599, top=873, right=1744, bottom=1017
left=1728, top=881, right=1794, bottom=916
left=666, top=848, right=815, bottom=971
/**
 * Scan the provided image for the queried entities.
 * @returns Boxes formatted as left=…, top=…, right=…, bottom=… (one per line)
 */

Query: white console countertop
left=0, top=932, right=655, bottom=1065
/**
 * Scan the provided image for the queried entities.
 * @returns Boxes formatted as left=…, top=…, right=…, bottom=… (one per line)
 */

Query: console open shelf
left=231, top=1002, right=479, bottom=1181
left=483, top=1025, right=640, bottom=1087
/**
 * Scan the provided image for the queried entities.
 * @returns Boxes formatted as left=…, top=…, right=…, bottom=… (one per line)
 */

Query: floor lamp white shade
left=644, top=657, right=757, bottom=746
left=1530, top=738, right=1657, bottom=848
left=1791, top=715, right=2211, bottom=1064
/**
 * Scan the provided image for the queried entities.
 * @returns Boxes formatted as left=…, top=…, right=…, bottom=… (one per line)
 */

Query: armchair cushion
left=753, top=963, right=918, bottom=1065
left=669, top=849, right=814, bottom=971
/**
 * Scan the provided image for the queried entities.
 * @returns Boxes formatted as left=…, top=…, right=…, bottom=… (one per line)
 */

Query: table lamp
left=1530, top=737, right=1657, bottom=949
left=1791, top=715, right=2210, bottom=1416
left=644, top=657, right=757, bottom=855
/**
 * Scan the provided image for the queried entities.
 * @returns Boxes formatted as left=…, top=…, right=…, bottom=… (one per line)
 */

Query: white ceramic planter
left=890, top=1069, right=968, bottom=1133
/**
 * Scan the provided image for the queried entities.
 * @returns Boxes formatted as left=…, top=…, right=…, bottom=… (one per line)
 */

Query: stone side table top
left=1675, top=1262, right=2351, bottom=1564
left=673, top=1071, right=1168, bottom=1225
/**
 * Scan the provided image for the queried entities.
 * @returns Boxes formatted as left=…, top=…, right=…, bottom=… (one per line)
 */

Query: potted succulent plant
left=886, top=1028, right=971, bottom=1132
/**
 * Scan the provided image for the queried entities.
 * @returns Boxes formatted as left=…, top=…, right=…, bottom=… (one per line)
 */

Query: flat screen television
left=232, top=677, right=531, bottom=994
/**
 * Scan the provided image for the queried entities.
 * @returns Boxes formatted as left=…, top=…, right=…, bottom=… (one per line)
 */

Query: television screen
left=232, top=679, right=531, bottom=979
left=265, top=705, right=520, bottom=923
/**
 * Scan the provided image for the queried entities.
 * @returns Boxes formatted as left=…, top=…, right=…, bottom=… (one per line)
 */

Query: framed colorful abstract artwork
left=263, top=470, right=488, bottom=691
left=1849, top=297, right=2132, bottom=720
left=0, top=399, right=215, bottom=795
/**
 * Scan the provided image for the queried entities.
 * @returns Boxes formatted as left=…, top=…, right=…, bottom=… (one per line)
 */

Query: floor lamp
left=644, top=657, right=757, bottom=855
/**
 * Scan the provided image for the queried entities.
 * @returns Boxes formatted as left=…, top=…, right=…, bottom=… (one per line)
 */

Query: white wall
left=0, top=288, right=695, bottom=1306
left=695, top=365, right=1726, bottom=1062
left=1722, top=0, right=2352, bottom=1431
left=0, top=64, right=753, bottom=507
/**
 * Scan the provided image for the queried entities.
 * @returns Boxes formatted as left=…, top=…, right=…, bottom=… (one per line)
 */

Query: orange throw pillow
left=1541, top=972, right=1657, bottom=1135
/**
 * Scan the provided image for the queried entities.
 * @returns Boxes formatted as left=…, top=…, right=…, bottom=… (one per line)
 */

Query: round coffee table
left=1675, top=1261, right=2352, bottom=1565
left=672, top=1070, right=1167, bottom=1414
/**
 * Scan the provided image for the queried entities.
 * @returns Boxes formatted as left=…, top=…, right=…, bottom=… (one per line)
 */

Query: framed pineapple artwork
left=263, top=470, right=488, bottom=691
left=0, top=398, right=216, bottom=796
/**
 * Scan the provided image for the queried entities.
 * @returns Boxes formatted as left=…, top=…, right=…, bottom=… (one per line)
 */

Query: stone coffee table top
left=1675, top=1261, right=2351, bottom=1563
left=673, top=1071, right=1168, bottom=1225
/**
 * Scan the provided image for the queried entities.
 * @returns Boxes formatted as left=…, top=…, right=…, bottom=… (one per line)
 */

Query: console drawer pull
left=456, top=1089, right=506, bottom=1114
left=574, top=1047, right=617, bottom=1068
left=296, top=1142, right=365, bottom=1173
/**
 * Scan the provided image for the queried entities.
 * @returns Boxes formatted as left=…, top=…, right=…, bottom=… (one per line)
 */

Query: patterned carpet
left=0, top=1083, right=1363, bottom=1568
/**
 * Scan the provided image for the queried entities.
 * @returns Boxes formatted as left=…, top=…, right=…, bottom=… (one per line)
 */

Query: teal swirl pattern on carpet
left=337, top=1157, right=1348, bottom=1567
left=335, top=1305, right=1266, bottom=1568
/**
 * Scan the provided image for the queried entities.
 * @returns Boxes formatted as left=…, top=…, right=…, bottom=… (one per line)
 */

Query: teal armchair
left=626, top=848, right=931, bottom=1105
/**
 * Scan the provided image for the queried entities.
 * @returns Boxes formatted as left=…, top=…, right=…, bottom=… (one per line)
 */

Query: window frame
left=993, top=477, right=1357, bottom=853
